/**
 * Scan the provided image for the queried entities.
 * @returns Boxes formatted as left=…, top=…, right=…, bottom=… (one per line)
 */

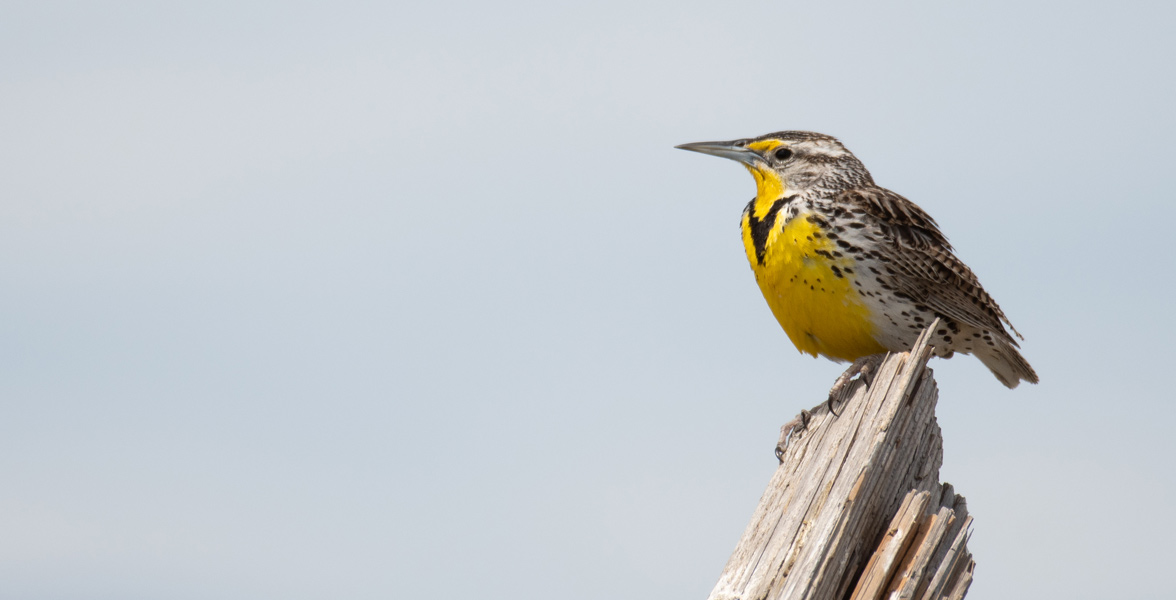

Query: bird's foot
left=775, top=409, right=811, bottom=463
left=826, top=354, right=885, bottom=416
left=776, top=354, right=886, bottom=463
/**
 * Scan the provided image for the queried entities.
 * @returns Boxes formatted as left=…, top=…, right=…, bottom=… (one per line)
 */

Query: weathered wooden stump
left=708, top=322, right=975, bottom=600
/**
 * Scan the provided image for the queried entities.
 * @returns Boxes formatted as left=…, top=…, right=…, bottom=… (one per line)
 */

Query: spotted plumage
left=677, top=131, right=1038, bottom=388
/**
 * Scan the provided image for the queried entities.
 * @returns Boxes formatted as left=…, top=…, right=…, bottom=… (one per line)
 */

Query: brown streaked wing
left=836, top=187, right=950, bottom=250
left=839, top=187, right=1024, bottom=343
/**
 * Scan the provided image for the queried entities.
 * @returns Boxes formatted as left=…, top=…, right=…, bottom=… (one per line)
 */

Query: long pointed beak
left=675, top=139, right=761, bottom=166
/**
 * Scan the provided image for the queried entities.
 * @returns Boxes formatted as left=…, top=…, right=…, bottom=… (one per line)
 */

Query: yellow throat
left=739, top=164, right=886, bottom=361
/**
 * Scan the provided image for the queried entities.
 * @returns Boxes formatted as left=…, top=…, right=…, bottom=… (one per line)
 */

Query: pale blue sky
left=2, top=2, right=1174, bottom=599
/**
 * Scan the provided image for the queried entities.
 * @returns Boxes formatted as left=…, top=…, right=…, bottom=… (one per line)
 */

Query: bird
left=676, top=131, right=1038, bottom=407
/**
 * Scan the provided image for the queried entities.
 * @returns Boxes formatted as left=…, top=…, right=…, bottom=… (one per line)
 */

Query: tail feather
left=975, top=339, right=1039, bottom=388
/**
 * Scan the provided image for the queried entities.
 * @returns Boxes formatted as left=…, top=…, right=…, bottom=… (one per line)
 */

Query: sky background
left=2, top=1, right=1174, bottom=599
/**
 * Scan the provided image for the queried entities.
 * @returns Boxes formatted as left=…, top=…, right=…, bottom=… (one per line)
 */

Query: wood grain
left=706, top=321, right=974, bottom=600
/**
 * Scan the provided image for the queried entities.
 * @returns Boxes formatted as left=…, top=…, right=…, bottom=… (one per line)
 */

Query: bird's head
left=676, top=131, right=873, bottom=199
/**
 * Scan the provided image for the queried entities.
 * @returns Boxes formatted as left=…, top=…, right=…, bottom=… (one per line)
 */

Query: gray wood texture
left=706, top=322, right=974, bottom=600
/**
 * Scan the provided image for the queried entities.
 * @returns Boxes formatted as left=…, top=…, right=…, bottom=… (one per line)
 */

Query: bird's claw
left=775, top=409, right=811, bottom=463
left=826, top=354, right=884, bottom=416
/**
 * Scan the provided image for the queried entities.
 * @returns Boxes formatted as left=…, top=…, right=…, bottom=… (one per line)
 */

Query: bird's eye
left=774, top=147, right=794, bottom=161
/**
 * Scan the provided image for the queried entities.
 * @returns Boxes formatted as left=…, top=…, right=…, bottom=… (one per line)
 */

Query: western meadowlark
left=677, top=131, right=1038, bottom=402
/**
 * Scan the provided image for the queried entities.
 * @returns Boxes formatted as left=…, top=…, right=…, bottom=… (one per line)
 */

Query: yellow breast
left=741, top=201, right=886, bottom=362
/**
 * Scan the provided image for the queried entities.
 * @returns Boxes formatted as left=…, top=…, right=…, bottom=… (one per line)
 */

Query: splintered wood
left=850, top=488, right=974, bottom=600
left=707, top=322, right=975, bottom=600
